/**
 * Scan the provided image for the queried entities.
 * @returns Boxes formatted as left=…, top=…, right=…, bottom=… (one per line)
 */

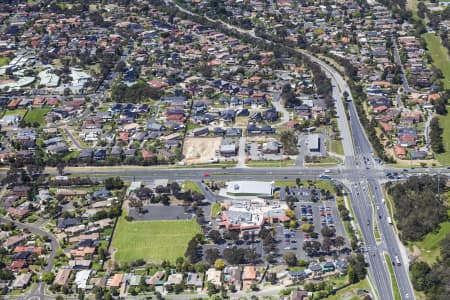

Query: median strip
left=384, top=253, right=401, bottom=300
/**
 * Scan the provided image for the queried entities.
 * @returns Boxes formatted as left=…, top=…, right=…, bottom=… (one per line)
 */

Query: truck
left=387, top=216, right=392, bottom=224
left=394, top=255, right=401, bottom=266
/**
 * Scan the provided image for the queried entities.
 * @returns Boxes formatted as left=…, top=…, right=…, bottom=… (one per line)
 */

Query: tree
left=301, top=223, right=314, bottom=232
left=135, top=187, right=153, bottom=200
left=321, top=226, right=336, bottom=238
left=322, top=237, right=332, bottom=253
left=285, top=209, right=295, bottom=218
left=280, top=131, right=299, bottom=155
left=129, top=197, right=143, bottom=213
left=174, top=283, right=184, bottom=294
left=429, top=118, right=444, bottom=154
left=114, top=61, right=126, bottom=73
left=347, top=253, right=367, bottom=283
left=161, top=194, right=170, bottom=206
left=223, top=230, right=239, bottom=241
left=195, top=262, right=208, bottom=273
left=387, top=175, right=447, bottom=241
left=170, top=182, right=181, bottom=194
left=155, top=185, right=166, bottom=194
left=303, top=241, right=322, bottom=256
left=334, top=236, right=345, bottom=254
left=214, top=259, right=226, bottom=270
left=440, top=233, right=450, bottom=261
left=205, top=248, right=220, bottom=265
left=0, top=268, right=13, bottom=281
left=244, top=248, right=260, bottom=264
left=208, top=230, right=221, bottom=243
left=105, top=177, right=124, bottom=190
left=283, top=252, right=298, bottom=267
left=207, top=282, right=217, bottom=297
left=184, top=236, right=200, bottom=263
left=42, top=272, right=55, bottom=284
left=265, top=253, right=276, bottom=264
left=56, top=162, right=65, bottom=176
left=410, top=261, right=431, bottom=291
left=338, top=204, right=350, bottom=221
left=289, top=220, right=298, bottom=229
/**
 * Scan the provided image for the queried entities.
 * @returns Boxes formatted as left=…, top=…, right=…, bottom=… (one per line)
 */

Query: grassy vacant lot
left=305, top=156, right=342, bottom=165
left=23, top=108, right=51, bottom=126
left=384, top=254, right=401, bottom=300
left=246, top=158, right=294, bottom=167
left=274, top=179, right=336, bottom=192
left=0, top=56, right=10, bottom=66
left=436, top=105, right=450, bottom=166
left=331, top=140, right=345, bottom=156
left=324, top=278, right=370, bottom=300
left=211, top=202, right=221, bottom=217
left=112, top=213, right=201, bottom=263
left=183, top=181, right=202, bottom=194
left=423, top=33, right=450, bottom=89
left=175, top=162, right=236, bottom=168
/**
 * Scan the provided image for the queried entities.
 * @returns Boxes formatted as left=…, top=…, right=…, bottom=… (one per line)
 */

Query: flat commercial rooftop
left=226, top=181, right=273, bottom=196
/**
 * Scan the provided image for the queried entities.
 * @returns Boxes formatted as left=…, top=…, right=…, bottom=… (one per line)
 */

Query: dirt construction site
left=183, top=137, right=222, bottom=165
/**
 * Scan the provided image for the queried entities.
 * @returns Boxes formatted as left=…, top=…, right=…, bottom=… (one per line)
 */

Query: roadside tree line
left=386, top=175, right=448, bottom=242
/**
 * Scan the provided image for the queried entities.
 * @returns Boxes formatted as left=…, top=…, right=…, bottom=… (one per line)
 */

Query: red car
left=203, top=173, right=210, bottom=177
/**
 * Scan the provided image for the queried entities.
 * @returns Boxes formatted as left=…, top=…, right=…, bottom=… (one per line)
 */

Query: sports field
left=23, top=108, right=51, bottom=126
left=111, top=213, right=201, bottom=263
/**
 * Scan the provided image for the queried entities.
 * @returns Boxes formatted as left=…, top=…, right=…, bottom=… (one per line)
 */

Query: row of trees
left=429, top=117, right=445, bottom=154
left=280, top=130, right=299, bottom=155
left=111, top=81, right=162, bottom=103
left=328, top=54, right=394, bottom=163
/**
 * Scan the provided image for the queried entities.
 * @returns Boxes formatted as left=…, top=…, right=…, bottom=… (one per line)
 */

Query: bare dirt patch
left=183, top=137, right=222, bottom=165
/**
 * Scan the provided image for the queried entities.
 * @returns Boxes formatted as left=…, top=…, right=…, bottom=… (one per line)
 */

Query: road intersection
left=1, top=8, right=445, bottom=298
left=18, top=53, right=429, bottom=300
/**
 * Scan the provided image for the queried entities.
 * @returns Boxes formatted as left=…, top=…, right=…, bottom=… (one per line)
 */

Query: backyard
left=111, top=212, right=202, bottom=263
